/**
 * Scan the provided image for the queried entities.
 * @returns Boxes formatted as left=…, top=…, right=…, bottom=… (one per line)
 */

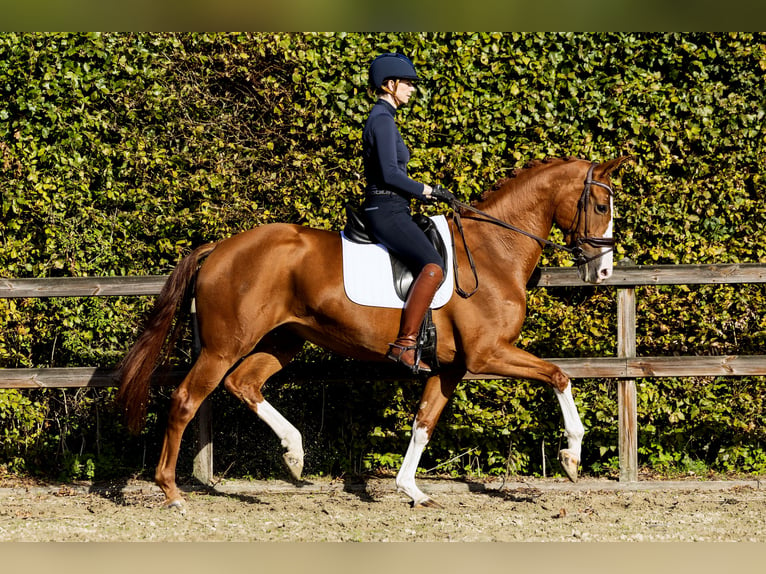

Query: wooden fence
left=1, top=261, right=765, bottom=484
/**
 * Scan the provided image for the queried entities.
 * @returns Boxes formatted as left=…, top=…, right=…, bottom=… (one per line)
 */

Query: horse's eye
left=595, top=204, right=609, bottom=215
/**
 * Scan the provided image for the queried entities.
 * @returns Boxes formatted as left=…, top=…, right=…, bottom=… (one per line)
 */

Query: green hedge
left=1, top=33, right=765, bottom=481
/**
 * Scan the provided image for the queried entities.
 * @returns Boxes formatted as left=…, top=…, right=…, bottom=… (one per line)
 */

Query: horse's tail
left=116, top=242, right=218, bottom=434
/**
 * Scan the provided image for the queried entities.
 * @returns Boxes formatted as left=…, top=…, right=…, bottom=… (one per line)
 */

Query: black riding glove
left=429, top=184, right=456, bottom=205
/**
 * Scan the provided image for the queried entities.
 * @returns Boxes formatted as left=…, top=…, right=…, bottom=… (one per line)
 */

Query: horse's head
left=560, top=156, right=632, bottom=284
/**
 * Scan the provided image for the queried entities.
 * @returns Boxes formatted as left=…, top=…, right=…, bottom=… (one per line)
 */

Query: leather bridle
left=565, top=162, right=616, bottom=266
left=448, top=162, right=615, bottom=298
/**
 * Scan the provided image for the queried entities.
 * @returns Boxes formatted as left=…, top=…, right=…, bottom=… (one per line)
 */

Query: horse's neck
left=480, top=180, right=556, bottom=242
left=468, top=182, right=556, bottom=281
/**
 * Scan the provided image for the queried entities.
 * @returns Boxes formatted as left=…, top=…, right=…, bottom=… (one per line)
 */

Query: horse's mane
left=464, top=156, right=580, bottom=214
left=485, top=156, right=579, bottom=198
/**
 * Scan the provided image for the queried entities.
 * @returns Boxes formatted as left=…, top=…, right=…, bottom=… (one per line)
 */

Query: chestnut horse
left=117, top=155, right=631, bottom=509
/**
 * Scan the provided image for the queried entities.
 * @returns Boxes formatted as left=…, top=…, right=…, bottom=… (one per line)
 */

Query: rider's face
left=387, top=79, right=416, bottom=106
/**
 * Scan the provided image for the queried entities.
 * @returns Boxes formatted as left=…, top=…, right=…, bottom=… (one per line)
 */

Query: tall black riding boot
left=387, top=263, right=444, bottom=374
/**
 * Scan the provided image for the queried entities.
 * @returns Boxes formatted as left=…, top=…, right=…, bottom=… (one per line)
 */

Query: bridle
left=448, top=162, right=615, bottom=298
left=565, top=162, right=616, bottom=263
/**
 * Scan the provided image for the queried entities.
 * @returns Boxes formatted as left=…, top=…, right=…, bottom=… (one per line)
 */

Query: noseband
left=449, top=162, right=615, bottom=297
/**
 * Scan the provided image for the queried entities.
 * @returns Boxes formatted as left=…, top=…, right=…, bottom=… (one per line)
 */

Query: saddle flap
left=343, top=204, right=377, bottom=244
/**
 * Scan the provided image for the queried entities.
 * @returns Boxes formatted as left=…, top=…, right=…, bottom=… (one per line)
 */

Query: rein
left=448, top=162, right=615, bottom=298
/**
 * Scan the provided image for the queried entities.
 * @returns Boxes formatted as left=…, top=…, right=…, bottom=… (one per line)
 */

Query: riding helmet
left=369, top=53, right=419, bottom=89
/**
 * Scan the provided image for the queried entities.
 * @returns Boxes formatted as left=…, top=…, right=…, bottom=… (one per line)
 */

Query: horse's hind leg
left=223, top=330, right=305, bottom=480
left=155, top=350, right=231, bottom=508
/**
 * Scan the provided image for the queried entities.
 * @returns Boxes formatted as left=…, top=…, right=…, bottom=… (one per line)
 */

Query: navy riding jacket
left=362, top=99, right=426, bottom=201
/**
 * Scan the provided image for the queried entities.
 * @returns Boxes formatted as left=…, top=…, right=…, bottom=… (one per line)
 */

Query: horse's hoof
left=413, top=497, right=443, bottom=509
left=558, top=449, right=579, bottom=483
left=283, top=452, right=304, bottom=480
left=164, top=498, right=187, bottom=515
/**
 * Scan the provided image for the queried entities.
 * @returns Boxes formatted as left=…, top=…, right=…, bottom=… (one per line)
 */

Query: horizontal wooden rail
left=2, top=355, right=766, bottom=389
left=0, top=367, right=174, bottom=389
left=537, top=262, right=766, bottom=287
left=2, top=263, right=765, bottom=299
left=0, top=275, right=167, bottom=298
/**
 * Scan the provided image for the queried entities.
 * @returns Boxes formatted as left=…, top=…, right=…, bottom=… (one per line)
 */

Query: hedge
left=1, top=32, right=764, bottom=481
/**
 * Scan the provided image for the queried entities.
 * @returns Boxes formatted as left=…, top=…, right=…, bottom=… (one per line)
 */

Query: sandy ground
left=1, top=475, right=764, bottom=542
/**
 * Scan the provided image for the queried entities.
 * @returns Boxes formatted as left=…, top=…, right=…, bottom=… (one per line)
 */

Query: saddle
left=343, top=203, right=445, bottom=372
left=343, top=204, right=449, bottom=300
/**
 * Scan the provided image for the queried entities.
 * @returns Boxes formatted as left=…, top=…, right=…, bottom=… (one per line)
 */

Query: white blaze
left=580, top=194, right=614, bottom=284
left=599, top=194, right=614, bottom=280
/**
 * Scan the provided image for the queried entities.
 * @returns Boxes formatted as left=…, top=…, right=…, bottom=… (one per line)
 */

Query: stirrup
left=386, top=342, right=432, bottom=375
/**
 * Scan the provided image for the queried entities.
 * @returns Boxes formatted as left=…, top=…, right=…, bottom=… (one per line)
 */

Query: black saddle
left=343, top=204, right=448, bottom=301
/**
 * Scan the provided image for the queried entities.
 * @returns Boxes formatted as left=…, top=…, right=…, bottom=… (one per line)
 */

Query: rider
left=362, top=53, right=454, bottom=375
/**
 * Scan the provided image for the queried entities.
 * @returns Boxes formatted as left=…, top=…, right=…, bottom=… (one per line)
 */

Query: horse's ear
left=596, top=155, right=633, bottom=177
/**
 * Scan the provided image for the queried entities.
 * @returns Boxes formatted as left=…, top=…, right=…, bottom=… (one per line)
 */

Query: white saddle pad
left=341, top=214, right=454, bottom=309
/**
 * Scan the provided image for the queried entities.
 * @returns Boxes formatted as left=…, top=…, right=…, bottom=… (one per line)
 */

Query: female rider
left=362, top=53, right=454, bottom=375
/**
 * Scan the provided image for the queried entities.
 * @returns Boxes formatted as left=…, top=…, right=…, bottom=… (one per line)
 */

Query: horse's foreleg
left=155, top=351, right=230, bottom=509
left=396, top=370, right=461, bottom=508
left=223, top=331, right=305, bottom=480
left=555, top=383, right=584, bottom=482
left=466, top=345, right=583, bottom=481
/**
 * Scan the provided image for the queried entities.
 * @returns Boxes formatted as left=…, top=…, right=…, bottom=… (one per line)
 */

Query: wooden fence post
left=193, top=399, right=214, bottom=485
left=617, top=258, right=638, bottom=482
left=190, top=297, right=214, bottom=485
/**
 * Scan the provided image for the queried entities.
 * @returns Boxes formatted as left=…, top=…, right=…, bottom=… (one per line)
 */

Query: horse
left=116, top=155, right=632, bottom=509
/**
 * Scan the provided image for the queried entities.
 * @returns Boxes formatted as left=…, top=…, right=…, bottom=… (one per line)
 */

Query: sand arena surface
left=1, top=476, right=764, bottom=542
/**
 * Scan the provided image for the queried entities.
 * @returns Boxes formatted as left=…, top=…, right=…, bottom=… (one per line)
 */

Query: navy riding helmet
left=369, top=53, right=419, bottom=89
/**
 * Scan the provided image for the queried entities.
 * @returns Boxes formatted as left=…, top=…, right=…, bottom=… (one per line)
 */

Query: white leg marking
left=555, top=384, right=584, bottom=460
left=395, top=423, right=431, bottom=505
left=256, top=399, right=304, bottom=479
